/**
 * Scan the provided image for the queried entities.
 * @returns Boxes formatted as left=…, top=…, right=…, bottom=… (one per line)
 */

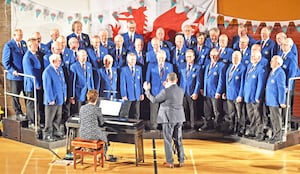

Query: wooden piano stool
left=71, top=137, right=105, bottom=172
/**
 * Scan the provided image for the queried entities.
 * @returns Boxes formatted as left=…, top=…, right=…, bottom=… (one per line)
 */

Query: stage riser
left=3, top=117, right=66, bottom=149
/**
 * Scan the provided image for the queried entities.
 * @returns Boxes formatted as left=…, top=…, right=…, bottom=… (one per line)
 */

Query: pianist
left=79, top=90, right=108, bottom=156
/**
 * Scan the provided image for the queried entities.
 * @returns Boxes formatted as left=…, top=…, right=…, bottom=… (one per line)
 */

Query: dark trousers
left=9, top=80, right=24, bottom=114
left=226, top=100, right=245, bottom=133
left=183, top=95, right=197, bottom=128
left=162, top=122, right=184, bottom=164
left=43, top=105, right=63, bottom=137
left=25, top=90, right=42, bottom=124
left=149, top=102, right=159, bottom=129
left=121, top=100, right=141, bottom=119
left=269, top=106, right=283, bottom=140
left=203, top=97, right=223, bottom=128
left=246, top=102, right=263, bottom=135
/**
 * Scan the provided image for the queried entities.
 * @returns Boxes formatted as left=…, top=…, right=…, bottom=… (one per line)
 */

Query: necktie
left=77, top=35, right=80, bottom=41
left=261, top=40, right=265, bottom=48
left=103, top=43, right=107, bottom=48
left=138, top=52, right=144, bottom=64
left=240, top=49, right=244, bottom=56
left=117, top=49, right=120, bottom=58
left=74, top=51, right=77, bottom=58
left=56, top=69, right=62, bottom=81
left=229, top=65, right=235, bottom=80
left=176, top=49, right=180, bottom=60
left=131, top=66, right=135, bottom=77
left=130, top=34, right=133, bottom=43
left=219, top=48, right=223, bottom=55
left=18, top=42, right=23, bottom=54
left=208, top=63, right=214, bottom=74
left=107, top=69, right=112, bottom=79
left=247, top=65, right=255, bottom=78
left=95, top=49, right=99, bottom=57
left=186, top=64, right=191, bottom=76
left=197, top=46, right=201, bottom=52
left=282, top=53, right=286, bottom=59
left=159, top=64, right=164, bottom=78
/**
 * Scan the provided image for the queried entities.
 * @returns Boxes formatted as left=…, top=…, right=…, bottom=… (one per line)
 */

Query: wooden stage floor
left=1, top=137, right=300, bottom=174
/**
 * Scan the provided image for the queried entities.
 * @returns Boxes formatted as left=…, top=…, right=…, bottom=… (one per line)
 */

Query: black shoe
left=54, top=132, right=65, bottom=139
left=43, top=135, right=56, bottom=142
left=16, top=113, right=26, bottom=121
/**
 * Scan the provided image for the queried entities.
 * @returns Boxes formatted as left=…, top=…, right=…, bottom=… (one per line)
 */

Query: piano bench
left=71, top=137, right=105, bottom=172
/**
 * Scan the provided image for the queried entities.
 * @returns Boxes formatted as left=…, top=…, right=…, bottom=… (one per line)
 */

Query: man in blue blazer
left=204, top=27, right=220, bottom=49
left=257, top=27, right=275, bottom=61
left=243, top=50, right=267, bottom=140
left=265, top=55, right=286, bottom=143
left=98, top=55, right=119, bottom=99
left=200, top=48, right=226, bottom=131
left=42, top=54, right=67, bottom=141
left=223, top=51, right=246, bottom=135
left=281, top=38, right=299, bottom=90
left=171, top=34, right=187, bottom=70
left=67, top=21, right=91, bottom=50
left=2, top=29, right=27, bottom=119
left=273, top=32, right=298, bottom=64
left=178, top=49, right=201, bottom=129
left=22, top=38, right=42, bottom=127
left=182, top=25, right=197, bottom=49
left=122, top=20, right=144, bottom=51
left=232, top=25, right=256, bottom=50
left=109, top=34, right=127, bottom=70
left=193, top=32, right=210, bottom=68
left=145, top=50, right=173, bottom=130
left=238, top=36, right=252, bottom=66
left=218, top=34, right=233, bottom=65
left=69, top=50, right=94, bottom=114
left=86, top=35, right=108, bottom=90
left=146, top=37, right=171, bottom=63
left=99, top=29, right=115, bottom=50
left=120, top=53, right=144, bottom=119
left=147, top=27, right=173, bottom=53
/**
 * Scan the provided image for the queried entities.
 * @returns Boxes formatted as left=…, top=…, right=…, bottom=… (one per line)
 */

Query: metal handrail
left=3, top=70, right=38, bottom=132
left=283, top=76, right=300, bottom=142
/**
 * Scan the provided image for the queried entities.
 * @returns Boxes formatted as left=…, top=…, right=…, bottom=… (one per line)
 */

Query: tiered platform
left=2, top=116, right=300, bottom=151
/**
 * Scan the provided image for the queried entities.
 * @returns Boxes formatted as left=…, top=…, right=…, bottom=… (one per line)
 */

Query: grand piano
left=65, top=99, right=145, bottom=166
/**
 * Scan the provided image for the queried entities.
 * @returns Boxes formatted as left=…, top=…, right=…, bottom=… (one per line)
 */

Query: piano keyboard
left=104, top=120, right=135, bottom=126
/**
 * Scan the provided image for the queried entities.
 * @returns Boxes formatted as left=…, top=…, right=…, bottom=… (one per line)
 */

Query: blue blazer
left=42, top=65, right=66, bottom=105
left=39, top=43, right=50, bottom=55
left=193, top=45, right=210, bottom=67
left=282, top=51, right=299, bottom=89
left=257, top=39, right=275, bottom=61
left=145, top=62, right=173, bottom=96
left=67, top=33, right=91, bottom=50
left=171, top=46, right=187, bottom=67
left=120, top=65, right=143, bottom=101
left=225, top=63, right=246, bottom=101
left=61, top=48, right=76, bottom=75
left=22, top=51, right=42, bottom=92
left=2, top=39, right=27, bottom=81
left=265, top=67, right=286, bottom=107
left=203, top=60, right=226, bottom=98
left=184, top=35, right=197, bottom=49
left=70, top=61, right=94, bottom=102
left=98, top=67, right=118, bottom=99
left=147, top=40, right=173, bottom=52
left=109, top=47, right=127, bottom=69
left=101, top=40, right=115, bottom=51
left=243, top=62, right=267, bottom=103
left=232, top=35, right=256, bottom=50
left=204, top=38, right=219, bottom=49
left=240, top=47, right=251, bottom=66
left=86, top=46, right=108, bottom=69
left=218, top=47, right=233, bottom=65
left=130, top=49, right=146, bottom=66
left=122, top=32, right=144, bottom=50
left=178, top=63, right=201, bottom=96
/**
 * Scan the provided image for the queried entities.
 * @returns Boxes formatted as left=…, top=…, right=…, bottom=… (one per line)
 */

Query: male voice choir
left=2, top=20, right=299, bottom=142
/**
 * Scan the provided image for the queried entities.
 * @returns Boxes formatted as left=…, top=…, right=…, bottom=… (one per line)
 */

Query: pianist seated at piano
left=79, top=90, right=109, bottom=157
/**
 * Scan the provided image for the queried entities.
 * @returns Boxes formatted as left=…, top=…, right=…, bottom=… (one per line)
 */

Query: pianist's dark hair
left=86, top=90, right=98, bottom=103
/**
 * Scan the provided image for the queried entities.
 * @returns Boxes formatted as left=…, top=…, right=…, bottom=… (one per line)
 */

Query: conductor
left=143, top=72, right=185, bottom=168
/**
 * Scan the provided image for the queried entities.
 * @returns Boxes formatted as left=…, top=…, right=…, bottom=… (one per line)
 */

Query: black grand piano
left=65, top=99, right=145, bottom=166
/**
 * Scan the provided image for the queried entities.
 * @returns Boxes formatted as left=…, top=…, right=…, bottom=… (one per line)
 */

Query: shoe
left=54, top=132, right=66, bottom=139
left=28, top=123, right=36, bottom=129
left=163, top=162, right=174, bottom=168
left=43, top=135, right=56, bottom=142
left=175, top=163, right=184, bottom=167
left=106, top=155, right=117, bottom=162
left=16, top=113, right=26, bottom=121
